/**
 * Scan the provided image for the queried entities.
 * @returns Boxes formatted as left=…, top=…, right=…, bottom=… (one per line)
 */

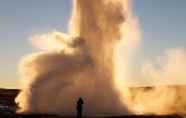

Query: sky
left=0, top=0, right=186, bottom=88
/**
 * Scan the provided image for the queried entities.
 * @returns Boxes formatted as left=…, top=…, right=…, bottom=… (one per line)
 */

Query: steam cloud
left=16, top=0, right=131, bottom=116
left=15, top=0, right=186, bottom=116
left=120, top=48, right=186, bottom=115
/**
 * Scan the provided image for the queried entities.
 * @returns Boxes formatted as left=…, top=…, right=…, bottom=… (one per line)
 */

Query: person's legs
left=80, top=110, right=82, bottom=118
left=77, top=111, right=79, bottom=118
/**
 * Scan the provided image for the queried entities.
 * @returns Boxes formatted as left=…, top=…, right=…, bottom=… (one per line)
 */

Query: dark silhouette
left=76, top=97, right=84, bottom=118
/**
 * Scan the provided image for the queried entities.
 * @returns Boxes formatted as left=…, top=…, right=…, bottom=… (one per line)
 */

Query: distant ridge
left=0, top=88, right=19, bottom=106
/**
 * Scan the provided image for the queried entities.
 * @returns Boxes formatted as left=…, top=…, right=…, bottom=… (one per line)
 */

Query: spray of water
left=15, top=0, right=186, bottom=116
left=16, top=0, right=132, bottom=116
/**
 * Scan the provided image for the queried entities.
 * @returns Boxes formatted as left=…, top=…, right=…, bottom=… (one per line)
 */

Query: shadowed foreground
left=0, top=88, right=184, bottom=118
left=0, top=113, right=183, bottom=118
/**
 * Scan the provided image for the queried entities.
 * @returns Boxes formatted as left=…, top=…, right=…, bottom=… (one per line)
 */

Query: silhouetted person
left=76, top=97, right=84, bottom=118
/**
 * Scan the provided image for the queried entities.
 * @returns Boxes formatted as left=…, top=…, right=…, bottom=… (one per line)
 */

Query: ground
left=0, top=88, right=183, bottom=118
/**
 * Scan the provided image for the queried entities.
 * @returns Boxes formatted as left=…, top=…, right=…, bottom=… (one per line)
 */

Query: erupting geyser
left=15, top=0, right=186, bottom=116
left=16, top=0, right=134, bottom=116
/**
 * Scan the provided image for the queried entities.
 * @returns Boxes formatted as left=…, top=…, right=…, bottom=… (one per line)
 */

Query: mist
left=15, top=0, right=186, bottom=116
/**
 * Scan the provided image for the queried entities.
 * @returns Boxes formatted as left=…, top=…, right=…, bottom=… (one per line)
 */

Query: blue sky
left=133, top=0, right=186, bottom=58
left=0, top=0, right=186, bottom=88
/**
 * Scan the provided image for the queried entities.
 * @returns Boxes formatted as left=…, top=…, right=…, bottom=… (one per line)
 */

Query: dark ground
left=0, top=88, right=183, bottom=118
left=0, top=114, right=183, bottom=118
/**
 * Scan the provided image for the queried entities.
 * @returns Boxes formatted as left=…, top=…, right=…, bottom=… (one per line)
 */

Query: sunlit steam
left=15, top=0, right=186, bottom=116
left=16, top=0, right=131, bottom=116
left=123, top=48, right=186, bottom=115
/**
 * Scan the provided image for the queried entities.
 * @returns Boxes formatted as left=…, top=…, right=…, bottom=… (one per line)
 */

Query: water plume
left=15, top=0, right=186, bottom=116
left=16, top=0, right=132, bottom=116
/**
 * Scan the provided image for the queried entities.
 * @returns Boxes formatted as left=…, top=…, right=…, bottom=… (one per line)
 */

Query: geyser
left=15, top=0, right=186, bottom=116
left=16, top=0, right=133, bottom=116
